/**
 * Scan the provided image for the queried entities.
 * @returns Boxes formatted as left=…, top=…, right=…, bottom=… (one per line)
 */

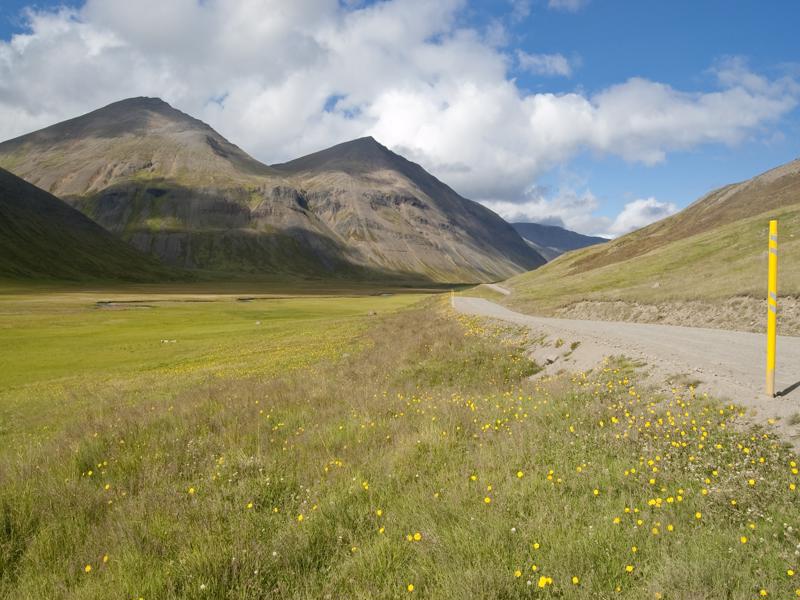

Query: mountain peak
left=96, top=96, right=204, bottom=122
left=347, top=135, right=382, bottom=148
left=97, top=96, right=182, bottom=119
left=0, top=96, right=279, bottom=194
left=272, top=135, right=400, bottom=174
left=0, top=96, right=206, bottom=148
left=107, top=96, right=171, bottom=109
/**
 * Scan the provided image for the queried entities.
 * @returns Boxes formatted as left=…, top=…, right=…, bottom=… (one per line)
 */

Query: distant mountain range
left=0, top=167, right=173, bottom=281
left=510, top=222, right=607, bottom=261
left=0, top=97, right=544, bottom=282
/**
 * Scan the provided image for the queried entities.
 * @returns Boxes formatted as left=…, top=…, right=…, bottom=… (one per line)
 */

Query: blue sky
left=1, top=0, right=798, bottom=236
left=494, top=0, right=800, bottom=212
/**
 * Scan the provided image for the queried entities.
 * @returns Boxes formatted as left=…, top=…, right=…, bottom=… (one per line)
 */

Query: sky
left=0, top=0, right=798, bottom=237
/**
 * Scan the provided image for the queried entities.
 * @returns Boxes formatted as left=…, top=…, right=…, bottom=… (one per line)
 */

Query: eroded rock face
left=0, top=98, right=545, bottom=282
left=66, top=181, right=354, bottom=274
left=273, top=137, right=545, bottom=281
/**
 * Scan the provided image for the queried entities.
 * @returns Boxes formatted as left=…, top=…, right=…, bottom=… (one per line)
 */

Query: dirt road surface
left=454, top=296, right=800, bottom=446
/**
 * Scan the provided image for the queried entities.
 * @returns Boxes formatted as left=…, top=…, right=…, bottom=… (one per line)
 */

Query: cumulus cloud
left=481, top=187, right=609, bottom=236
left=482, top=190, right=676, bottom=238
left=516, top=50, right=572, bottom=76
left=0, top=0, right=796, bottom=232
left=606, top=197, right=678, bottom=236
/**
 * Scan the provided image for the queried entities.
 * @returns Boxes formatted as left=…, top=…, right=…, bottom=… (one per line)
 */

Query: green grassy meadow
left=1, top=288, right=799, bottom=599
left=0, top=289, right=422, bottom=443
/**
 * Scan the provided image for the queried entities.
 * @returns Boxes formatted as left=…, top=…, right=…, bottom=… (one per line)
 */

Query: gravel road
left=454, top=296, right=800, bottom=445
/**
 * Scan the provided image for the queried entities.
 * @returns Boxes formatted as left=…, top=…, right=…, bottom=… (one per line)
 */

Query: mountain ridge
left=510, top=222, right=607, bottom=261
left=0, top=97, right=544, bottom=282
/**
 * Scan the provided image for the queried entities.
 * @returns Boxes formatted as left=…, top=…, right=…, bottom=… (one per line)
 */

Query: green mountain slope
left=501, top=159, right=800, bottom=333
left=0, top=167, right=173, bottom=281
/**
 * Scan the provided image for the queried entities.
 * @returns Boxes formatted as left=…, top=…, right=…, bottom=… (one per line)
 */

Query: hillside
left=0, top=167, right=172, bottom=281
left=500, top=159, right=800, bottom=334
left=0, top=99, right=543, bottom=282
left=273, top=137, right=545, bottom=281
left=511, top=222, right=606, bottom=261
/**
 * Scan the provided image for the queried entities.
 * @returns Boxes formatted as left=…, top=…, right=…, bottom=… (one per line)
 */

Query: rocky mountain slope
left=510, top=222, right=606, bottom=261
left=0, top=167, right=172, bottom=281
left=0, top=98, right=544, bottom=282
left=500, top=159, right=800, bottom=333
left=273, top=137, right=545, bottom=281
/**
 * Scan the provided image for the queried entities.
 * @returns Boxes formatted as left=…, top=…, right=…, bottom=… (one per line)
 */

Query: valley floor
left=1, top=288, right=799, bottom=599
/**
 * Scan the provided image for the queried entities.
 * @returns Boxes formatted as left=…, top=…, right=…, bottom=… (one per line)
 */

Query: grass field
left=1, top=288, right=799, bottom=599
left=0, top=289, right=423, bottom=445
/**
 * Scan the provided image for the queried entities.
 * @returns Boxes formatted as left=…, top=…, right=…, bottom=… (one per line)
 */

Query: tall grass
left=1, top=298, right=798, bottom=599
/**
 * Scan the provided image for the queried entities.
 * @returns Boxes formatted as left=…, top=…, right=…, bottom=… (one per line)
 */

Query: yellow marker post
left=766, top=219, right=778, bottom=397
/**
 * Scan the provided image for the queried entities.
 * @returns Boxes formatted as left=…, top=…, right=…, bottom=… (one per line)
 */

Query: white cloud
left=482, top=190, right=677, bottom=238
left=547, top=0, right=590, bottom=12
left=606, top=197, right=678, bottom=236
left=516, top=50, right=572, bottom=76
left=509, top=0, right=532, bottom=22
left=482, top=188, right=609, bottom=236
left=0, top=0, right=796, bottom=228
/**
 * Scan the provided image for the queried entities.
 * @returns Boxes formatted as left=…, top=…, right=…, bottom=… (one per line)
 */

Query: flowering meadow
left=0, top=292, right=798, bottom=599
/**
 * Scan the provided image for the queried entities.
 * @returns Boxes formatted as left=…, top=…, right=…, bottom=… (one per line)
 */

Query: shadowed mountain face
left=273, top=137, right=545, bottom=281
left=0, top=167, right=173, bottom=281
left=0, top=98, right=543, bottom=282
left=511, top=222, right=607, bottom=261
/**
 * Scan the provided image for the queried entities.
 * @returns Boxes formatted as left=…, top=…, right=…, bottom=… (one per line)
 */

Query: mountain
left=510, top=222, right=606, bottom=261
left=0, top=98, right=544, bottom=282
left=272, top=137, right=545, bottom=281
left=500, top=159, right=800, bottom=333
left=0, top=97, right=361, bottom=278
left=0, top=167, right=172, bottom=281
